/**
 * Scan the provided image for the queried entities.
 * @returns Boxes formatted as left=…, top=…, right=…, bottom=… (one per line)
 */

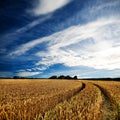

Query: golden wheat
left=0, top=79, right=119, bottom=120
left=0, top=79, right=82, bottom=120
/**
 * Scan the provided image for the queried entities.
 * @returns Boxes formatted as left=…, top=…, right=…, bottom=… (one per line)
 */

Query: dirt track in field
left=69, top=82, right=119, bottom=120
left=49, top=82, right=119, bottom=120
left=92, top=84, right=118, bottom=120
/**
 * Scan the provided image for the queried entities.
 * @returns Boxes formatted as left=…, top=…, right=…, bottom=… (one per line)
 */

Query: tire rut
left=63, top=82, right=86, bottom=101
left=64, top=82, right=86, bottom=101
left=93, top=84, right=118, bottom=120
left=42, top=82, right=86, bottom=118
left=79, top=82, right=86, bottom=91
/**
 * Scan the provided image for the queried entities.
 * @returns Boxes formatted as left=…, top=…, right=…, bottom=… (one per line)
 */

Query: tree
left=13, top=76, right=26, bottom=79
left=65, top=75, right=72, bottom=79
left=73, top=76, right=78, bottom=79
left=49, top=75, right=57, bottom=79
left=13, top=76, right=20, bottom=79
left=58, top=75, right=65, bottom=79
left=49, top=75, right=78, bottom=80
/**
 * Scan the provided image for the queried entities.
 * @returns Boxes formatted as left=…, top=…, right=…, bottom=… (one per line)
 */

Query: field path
left=93, top=84, right=118, bottom=120
left=77, top=82, right=86, bottom=93
left=41, top=82, right=86, bottom=117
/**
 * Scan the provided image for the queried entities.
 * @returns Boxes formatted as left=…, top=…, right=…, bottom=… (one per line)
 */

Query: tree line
left=49, top=75, right=78, bottom=80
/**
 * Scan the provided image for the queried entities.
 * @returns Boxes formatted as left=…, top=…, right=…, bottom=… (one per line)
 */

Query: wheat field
left=0, top=79, right=120, bottom=120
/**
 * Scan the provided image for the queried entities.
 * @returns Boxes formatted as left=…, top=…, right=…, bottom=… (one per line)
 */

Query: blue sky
left=0, top=0, right=120, bottom=78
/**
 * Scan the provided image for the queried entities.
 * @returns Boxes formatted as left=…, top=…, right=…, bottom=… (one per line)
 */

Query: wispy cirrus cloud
left=10, top=16, right=120, bottom=71
left=87, top=0, right=120, bottom=14
left=10, top=16, right=119, bottom=56
left=35, top=17, right=120, bottom=70
left=16, top=14, right=52, bottom=34
left=80, top=0, right=120, bottom=22
left=31, top=0, right=72, bottom=16
left=1, top=0, right=120, bottom=78
left=8, top=0, right=120, bottom=78
left=17, top=71, right=40, bottom=77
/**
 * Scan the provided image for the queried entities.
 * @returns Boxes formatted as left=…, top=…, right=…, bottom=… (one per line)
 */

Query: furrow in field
left=41, top=82, right=86, bottom=118
left=93, top=84, right=118, bottom=120
left=40, top=83, right=103, bottom=120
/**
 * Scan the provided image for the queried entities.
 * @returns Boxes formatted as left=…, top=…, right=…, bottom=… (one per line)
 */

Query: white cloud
left=16, top=15, right=52, bottom=33
left=35, top=17, right=120, bottom=70
left=80, top=0, right=120, bottom=21
left=89, top=1, right=119, bottom=14
left=10, top=16, right=120, bottom=70
left=26, top=66, right=47, bottom=71
left=32, top=0, right=71, bottom=16
left=17, top=71, right=40, bottom=77
left=9, top=37, right=48, bottom=56
left=10, top=17, right=119, bottom=56
left=35, top=66, right=47, bottom=71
